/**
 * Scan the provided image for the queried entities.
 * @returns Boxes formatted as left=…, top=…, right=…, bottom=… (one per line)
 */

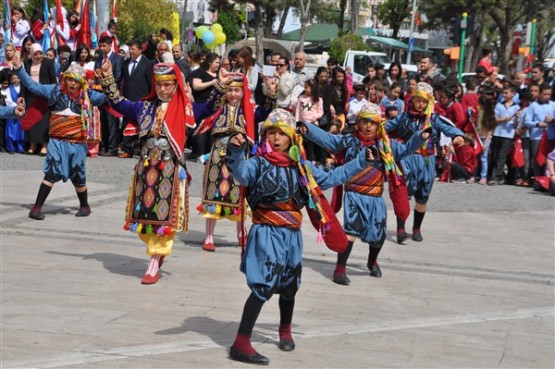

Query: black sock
left=279, top=296, right=295, bottom=326
left=337, top=240, right=354, bottom=266
left=413, top=210, right=425, bottom=231
left=32, top=183, right=52, bottom=211
left=368, top=243, right=382, bottom=263
left=237, top=293, right=265, bottom=337
left=76, top=188, right=89, bottom=208
left=396, top=216, right=406, bottom=230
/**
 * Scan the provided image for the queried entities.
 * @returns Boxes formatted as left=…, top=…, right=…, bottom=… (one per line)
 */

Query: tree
left=217, top=10, right=242, bottom=45
left=297, top=0, right=312, bottom=51
left=377, top=0, right=411, bottom=40
left=338, top=0, right=348, bottom=36
left=329, top=34, right=370, bottom=64
left=116, top=0, right=176, bottom=43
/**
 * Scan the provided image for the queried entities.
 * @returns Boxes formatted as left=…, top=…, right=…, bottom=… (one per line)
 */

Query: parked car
left=342, top=50, right=418, bottom=83
left=461, top=72, right=505, bottom=84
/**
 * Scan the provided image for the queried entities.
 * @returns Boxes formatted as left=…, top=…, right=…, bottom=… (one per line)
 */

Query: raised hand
left=11, top=54, right=21, bottom=69
left=229, top=134, right=246, bottom=147
left=95, top=59, right=113, bottom=79
left=14, top=103, right=25, bottom=118
left=218, top=67, right=232, bottom=85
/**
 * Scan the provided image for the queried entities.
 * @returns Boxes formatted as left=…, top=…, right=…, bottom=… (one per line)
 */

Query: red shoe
left=202, top=242, right=216, bottom=252
left=141, top=273, right=160, bottom=285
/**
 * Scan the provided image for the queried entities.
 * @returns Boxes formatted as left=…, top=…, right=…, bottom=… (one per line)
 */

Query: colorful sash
left=252, top=202, right=303, bottom=229
left=345, top=166, right=384, bottom=197
left=49, top=114, right=86, bottom=143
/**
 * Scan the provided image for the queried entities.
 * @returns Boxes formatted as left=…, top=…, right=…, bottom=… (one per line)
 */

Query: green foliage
left=329, top=34, right=370, bottom=64
left=117, top=0, right=176, bottom=43
left=217, top=11, right=242, bottom=45
left=377, top=0, right=410, bottom=38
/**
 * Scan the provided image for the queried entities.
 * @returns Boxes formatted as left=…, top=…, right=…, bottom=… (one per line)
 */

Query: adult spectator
left=20, top=36, right=34, bottom=63
left=143, top=34, right=158, bottom=60
left=118, top=39, right=154, bottom=158
left=228, top=49, right=238, bottom=71
left=275, top=56, right=296, bottom=109
left=374, top=63, right=386, bottom=84
left=8, top=6, right=30, bottom=50
left=269, top=51, right=282, bottom=66
left=1, top=43, right=16, bottom=69
left=155, top=41, right=170, bottom=64
left=95, top=35, right=123, bottom=156
left=21, top=43, right=56, bottom=156
left=293, top=51, right=313, bottom=85
left=530, top=62, right=546, bottom=86
left=189, top=52, right=220, bottom=157
left=418, top=56, right=444, bottom=85
left=474, top=66, right=490, bottom=85
left=476, top=49, right=493, bottom=75
left=235, top=47, right=259, bottom=96
left=172, top=43, right=191, bottom=81
left=327, top=57, right=338, bottom=74
left=386, top=61, right=406, bottom=91
left=118, top=44, right=129, bottom=61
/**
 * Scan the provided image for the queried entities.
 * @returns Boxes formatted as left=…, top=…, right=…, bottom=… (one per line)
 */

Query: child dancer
left=301, top=103, right=430, bottom=284
left=226, top=108, right=375, bottom=364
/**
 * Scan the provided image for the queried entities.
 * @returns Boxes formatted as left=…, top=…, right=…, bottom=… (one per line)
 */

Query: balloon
left=210, top=23, right=223, bottom=34
left=204, top=42, right=215, bottom=50
left=202, top=30, right=215, bottom=45
left=215, top=32, right=226, bottom=45
left=195, top=26, right=208, bottom=39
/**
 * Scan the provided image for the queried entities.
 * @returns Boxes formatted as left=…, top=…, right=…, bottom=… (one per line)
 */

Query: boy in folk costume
left=11, top=56, right=108, bottom=221
left=193, top=69, right=276, bottom=252
left=97, top=61, right=195, bottom=285
left=300, top=103, right=431, bottom=285
left=385, top=82, right=464, bottom=242
left=225, top=108, right=377, bottom=365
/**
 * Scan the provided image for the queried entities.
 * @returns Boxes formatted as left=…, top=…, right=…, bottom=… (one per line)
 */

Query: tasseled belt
left=252, top=203, right=302, bottom=229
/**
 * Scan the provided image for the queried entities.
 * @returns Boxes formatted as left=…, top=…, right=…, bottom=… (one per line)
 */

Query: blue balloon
left=202, top=31, right=215, bottom=45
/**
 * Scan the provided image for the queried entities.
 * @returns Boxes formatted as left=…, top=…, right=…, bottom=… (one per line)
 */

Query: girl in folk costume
left=385, top=82, right=464, bottom=242
left=192, top=69, right=276, bottom=252
left=226, top=108, right=376, bottom=365
left=11, top=57, right=108, bottom=220
left=300, top=103, right=430, bottom=285
left=98, top=62, right=196, bottom=285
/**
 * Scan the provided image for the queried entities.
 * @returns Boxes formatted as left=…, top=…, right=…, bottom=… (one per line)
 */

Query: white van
left=343, top=50, right=418, bottom=83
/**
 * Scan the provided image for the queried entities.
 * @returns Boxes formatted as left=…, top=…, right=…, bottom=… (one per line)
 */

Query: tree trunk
left=298, top=0, right=311, bottom=51
left=254, top=7, right=265, bottom=64
left=351, top=0, right=358, bottom=35
left=339, top=0, right=347, bottom=36
left=263, top=8, right=276, bottom=38
left=277, top=6, right=290, bottom=38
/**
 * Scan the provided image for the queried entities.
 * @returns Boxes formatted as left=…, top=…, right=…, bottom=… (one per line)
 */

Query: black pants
left=489, top=136, right=513, bottom=181
left=100, top=110, right=120, bottom=154
left=450, top=162, right=472, bottom=180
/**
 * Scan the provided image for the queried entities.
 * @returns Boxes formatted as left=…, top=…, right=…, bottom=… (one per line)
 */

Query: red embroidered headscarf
left=143, top=63, right=195, bottom=157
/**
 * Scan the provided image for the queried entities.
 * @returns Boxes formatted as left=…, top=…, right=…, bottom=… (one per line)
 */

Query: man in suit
left=119, top=40, right=154, bottom=158
left=95, top=35, right=123, bottom=156
left=172, top=43, right=190, bottom=82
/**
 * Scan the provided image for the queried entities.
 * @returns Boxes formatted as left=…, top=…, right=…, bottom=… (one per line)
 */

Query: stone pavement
left=0, top=156, right=554, bottom=368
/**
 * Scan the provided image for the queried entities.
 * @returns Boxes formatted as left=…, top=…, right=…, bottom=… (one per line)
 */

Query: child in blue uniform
left=385, top=82, right=464, bottom=241
left=300, top=103, right=430, bottom=285
left=226, top=108, right=375, bottom=365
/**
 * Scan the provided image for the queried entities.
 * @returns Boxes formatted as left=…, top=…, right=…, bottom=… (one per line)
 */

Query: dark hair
left=98, top=35, right=112, bottom=45
left=331, top=67, right=348, bottom=104
left=12, top=6, right=27, bottom=19
left=304, top=79, right=320, bottom=103
left=353, top=83, right=365, bottom=92
left=279, top=56, right=290, bottom=70
left=200, top=52, right=219, bottom=71
left=465, top=77, right=479, bottom=91
left=385, top=105, right=399, bottom=117
left=388, top=61, right=402, bottom=78
left=539, top=82, right=553, bottom=92
left=228, top=49, right=238, bottom=58
left=107, top=20, right=117, bottom=30
left=127, top=39, right=142, bottom=50
left=75, top=44, right=93, bottom=63
left=475, top=66, right=489, bottom=75
left=518, top=88, right=530, bottom=102
left=160, top=28, right=173, bottom=41
left=478, top=91, right=497, bottom=132
left=67, top=10, right=79, bottom=22
left=30, top=8, right=42, bottom=23
left=327, top=57, right=338, bottom=66
left=270, top=51, right=283, bottom=58
left=389, top=82, right=402, bottom=93
left=237, top=47, right=254, bottom=71
left=45, top=47, right=57, bottom=57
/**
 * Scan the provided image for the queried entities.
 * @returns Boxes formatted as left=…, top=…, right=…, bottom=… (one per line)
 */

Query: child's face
left=225, top=86, right=244, bottom=106
left=408, top=79, right=417, bottom=92
left=1, top=81, right=9, bottom=89
left=304, top=84, right=312, bottom=96
left=376, top=89, right=385, bottom=100
left=367, top=68, right=375, bottom=77
left=437, top=92, right=450, bottom=106
left=356, top=119, right=379, bottom=137
left=529, top=86, right=539, bottom=100
left=335, top=72, right=345, bottom=84
left=368, top=85, right=376, bottom=96
left=266, top=127, right=291, bottom=153
left=411, top=96, right=428, bottom=112
left=390, top=87, right=401, bottom=100
left=539, top=89, right=552, bottom=103
left=10, top=74, right=20, bottom=86
left=355, top=90, right=365, bottom=100
left=502, top=89, right=515, bottom=102
left=387, top=110, right=398, bottom=119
